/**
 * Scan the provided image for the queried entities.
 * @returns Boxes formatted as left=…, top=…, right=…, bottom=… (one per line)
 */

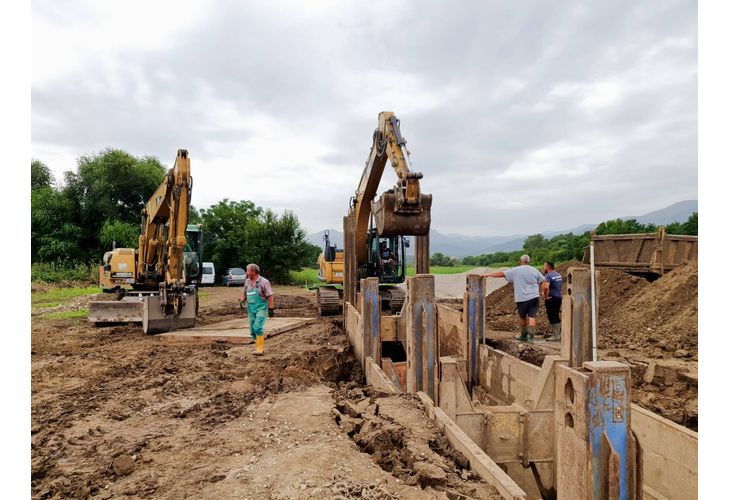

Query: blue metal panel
left=467, top=278, right=483, bottom=387
left=588, top=373, right=629, bottom=499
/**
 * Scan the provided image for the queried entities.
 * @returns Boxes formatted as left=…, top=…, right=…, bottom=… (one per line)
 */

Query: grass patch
left=32, top=286, right=100, bottom=304
left=32, top=302, right=61, bottom=310
left=406, top=265, right=478, bottom=276
left=289, top=268, right=320, bottom=286
left=31, top=262, right=98, bottom=284
left=42, top=308, right=89, bottom=320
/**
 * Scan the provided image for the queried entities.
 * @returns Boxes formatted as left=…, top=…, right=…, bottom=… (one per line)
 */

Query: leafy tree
left=682, top=212, right=698, bottom=235
left=594, top=218, right=656, bottom=235
left=31, top=186, right=82, bottom=262
left=31, top=159, right=54, bottom=189
left=200, top=200, right=314, bottom=283
left=429, top=252, right=457, bottom=266
left=99, top=220, right=139, bottom=249
left=188, top=205, right=202, bottom=224
left=62, top=149, right=166, bottom=260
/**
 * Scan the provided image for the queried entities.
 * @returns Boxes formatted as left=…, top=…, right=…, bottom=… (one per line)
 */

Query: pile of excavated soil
left=487, top=260, right=651, bottom=334
left=485, top=260, right=698, bottom=360
left=482, top=260, right=698, bottom=430
left=599, top=262, right=698, bottom=358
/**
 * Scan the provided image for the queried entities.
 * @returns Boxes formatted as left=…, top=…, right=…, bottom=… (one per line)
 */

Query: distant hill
left=306, top=200, right=698, bottom=257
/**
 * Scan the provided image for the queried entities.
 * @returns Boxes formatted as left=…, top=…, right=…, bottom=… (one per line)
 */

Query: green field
left=289, top=265, right=482, bottom=286
left=41, top=308, right=89, bottom=320
left=32, top=285, right=100, bottom=309
left=406, top=265, right=478, bottom=276
left=289, top=268, right=320, bottom=286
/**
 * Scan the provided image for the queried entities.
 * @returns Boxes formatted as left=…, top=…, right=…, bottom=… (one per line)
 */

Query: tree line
left=439, top=213, right=698, bottom=268
left=31, top=149, right=320, bottom=283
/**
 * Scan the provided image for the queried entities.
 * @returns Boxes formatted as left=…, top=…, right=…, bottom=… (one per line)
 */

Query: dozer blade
left=372, top=192, right=432, bottom=236
left=88, top=298, right=143, bottom=324
left=142, top=293, right=197, bottom=334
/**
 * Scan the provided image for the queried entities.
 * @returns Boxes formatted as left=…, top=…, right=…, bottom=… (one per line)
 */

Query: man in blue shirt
left=541, top=261, right=563, bottom=342
left=482, top=254, right=545, bottom=344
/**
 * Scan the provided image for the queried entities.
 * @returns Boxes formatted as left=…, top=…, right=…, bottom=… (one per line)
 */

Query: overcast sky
left=31, top=0, right=697, bottom=237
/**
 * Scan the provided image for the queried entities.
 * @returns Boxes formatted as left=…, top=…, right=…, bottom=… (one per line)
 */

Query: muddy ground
left=31, top=286, right=499, bottom=499
left=32, top=264, right=698, bottom=497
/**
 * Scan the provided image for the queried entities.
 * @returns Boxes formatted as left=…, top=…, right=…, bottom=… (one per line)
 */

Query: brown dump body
left=583, top=227, right=697, bottom=275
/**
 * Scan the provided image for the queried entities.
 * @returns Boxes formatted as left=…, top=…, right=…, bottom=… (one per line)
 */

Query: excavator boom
left=351, top=112, right=431, bottom=261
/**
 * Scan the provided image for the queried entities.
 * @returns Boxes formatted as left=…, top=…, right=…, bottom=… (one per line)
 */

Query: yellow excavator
left=317, top=111, right=431, bottom=315
left=88, top=149, right=198, bottom=334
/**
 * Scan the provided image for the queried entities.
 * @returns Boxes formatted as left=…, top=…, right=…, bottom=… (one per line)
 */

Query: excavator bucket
left=372, top=192, right=432, bottom=236
left=142, top=292, right=197, bottom=334
left=88, top=296, right=144, bottom=324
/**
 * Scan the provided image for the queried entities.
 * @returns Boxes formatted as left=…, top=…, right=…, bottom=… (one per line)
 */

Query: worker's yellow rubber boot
left=253, top=335, right=265, bottom=356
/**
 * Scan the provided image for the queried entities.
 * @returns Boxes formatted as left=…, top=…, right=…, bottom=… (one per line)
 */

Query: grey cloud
left=32, top=0, right=697, bottom=236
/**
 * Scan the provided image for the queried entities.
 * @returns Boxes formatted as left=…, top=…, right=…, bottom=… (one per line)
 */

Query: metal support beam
left=360, top=277, right=381, bottom=365
left=555, top=361, right=637, bottom=499
left=415, top=234, right=430, bottom=274
left=405, top=274, right=438, bottom=402
left=563, top=267, right=600, bottom=367
left=465, top=274, right=486, bottom=390
left=343, top=214, right=357, bottom=313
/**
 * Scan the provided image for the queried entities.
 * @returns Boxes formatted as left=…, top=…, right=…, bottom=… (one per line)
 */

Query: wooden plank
left=479, top=345, right=539, bottom=406
left=418, top=392, right=527, bottom=500
left=381, top=315, right=397, bottom=341
left=436, top=304, right=464, bottom=358
left=365, top=356, right=400, bottom=394
left=156, top=318, right=315, bottom=344
left=528, top=355, right=567, bottom=410
left=631, top=404, right=697, bottom=500
left=455, top=412, right=486, bottom=451
left=345, top=303, right=364, bottom=367
left=439, top=356, right=474, bottom=421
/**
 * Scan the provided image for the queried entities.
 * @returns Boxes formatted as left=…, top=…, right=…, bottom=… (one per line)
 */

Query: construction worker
left=239, top=263, right=274, bottom=355
left=482, top=254, right=545, bottom=344
left=542, top=261, right=563, bottom=342
left=379, top=241, right=397, bottom=274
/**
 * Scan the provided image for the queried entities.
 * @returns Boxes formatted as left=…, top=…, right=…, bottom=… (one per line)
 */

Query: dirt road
left=431, top=267, right=508, bottom=299
left=31, top=286, right=498, bottom=499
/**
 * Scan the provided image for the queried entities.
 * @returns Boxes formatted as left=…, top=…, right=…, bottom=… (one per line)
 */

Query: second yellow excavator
left=317, top=111, right=431, bottom=315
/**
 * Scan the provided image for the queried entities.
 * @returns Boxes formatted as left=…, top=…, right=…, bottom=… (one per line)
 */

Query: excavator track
left=317, top=286, right=342, bottom=316
left=380, top=286, right=405, bottom=315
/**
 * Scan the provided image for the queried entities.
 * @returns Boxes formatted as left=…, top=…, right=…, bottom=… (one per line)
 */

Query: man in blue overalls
left=239, top=263, right=274, bottom=355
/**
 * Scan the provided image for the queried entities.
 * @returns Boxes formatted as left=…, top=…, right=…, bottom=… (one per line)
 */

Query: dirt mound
left=486, top=260, right=654, bottom=337
left=599, top=262, right=698, bottom=358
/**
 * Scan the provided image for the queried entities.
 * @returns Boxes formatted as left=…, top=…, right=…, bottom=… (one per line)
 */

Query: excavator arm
left=138, top=149, right=196, bottom=334
left=137, top=149, right=192, bottom=290
left=350, top=111, right=432, bottom=264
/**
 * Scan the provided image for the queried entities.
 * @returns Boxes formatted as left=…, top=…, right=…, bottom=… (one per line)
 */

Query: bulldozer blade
left=142, top=293, right=197, bottom=334
left=372, top=192, right=432, bottom=236
left=88, top=299, right=143, bottom=324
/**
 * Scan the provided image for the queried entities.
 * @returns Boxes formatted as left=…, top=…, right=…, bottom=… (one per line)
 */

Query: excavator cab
left=366, top=231, right=406, bottom=284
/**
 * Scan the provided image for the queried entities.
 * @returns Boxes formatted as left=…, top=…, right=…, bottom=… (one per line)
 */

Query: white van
left=201, top=262, right=215, bottom=286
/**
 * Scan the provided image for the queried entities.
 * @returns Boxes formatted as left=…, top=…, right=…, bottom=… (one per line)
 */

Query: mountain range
left=306, top=200, right=698, bottom=258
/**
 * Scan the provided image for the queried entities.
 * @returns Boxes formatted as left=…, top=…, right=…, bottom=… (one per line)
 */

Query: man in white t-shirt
left=482, top=254, right=546, bottom=344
